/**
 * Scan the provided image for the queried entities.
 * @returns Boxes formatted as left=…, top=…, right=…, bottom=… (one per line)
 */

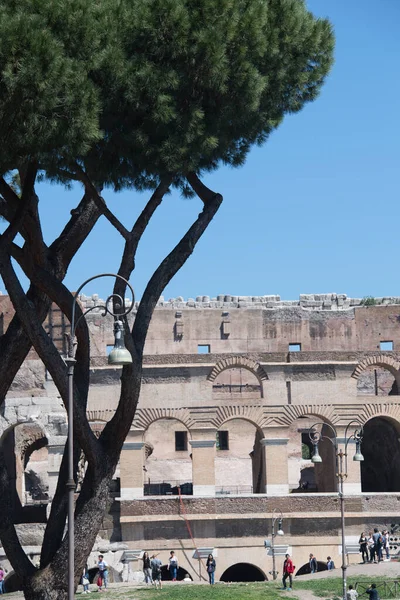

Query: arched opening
left=220, top=563, right=266, bottom=582
left=357, top=366, right=398, bottom=396
left=4, top=571, right=22, bottom=592
left=160, top=565, right=192, bottom=581
left=0, top=422, right=48, bottom=514
left=87, top=565, right=121, bottom=584
left=144, top=418, right=192, bottom=495
left=361, top=417, right=400, bottom=492
left=287, top=417, right=336, bottom=493
left=295, top=561, right=327, bottom=576
left=212, top=367, right=262, bottom=399
left=215, top=418, right=264, bottom=494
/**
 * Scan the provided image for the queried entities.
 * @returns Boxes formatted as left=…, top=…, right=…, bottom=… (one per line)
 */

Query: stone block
left=48, top=414, right=66, bottom=424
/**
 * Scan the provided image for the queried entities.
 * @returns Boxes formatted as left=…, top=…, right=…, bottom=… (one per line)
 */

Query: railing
left=215, top=485, right=253, bottom=495
left=356, top=580, right=400, bottom=598
left=144, top=481, right=193, bottom=496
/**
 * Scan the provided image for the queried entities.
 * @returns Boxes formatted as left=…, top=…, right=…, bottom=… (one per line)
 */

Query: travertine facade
left=2, top=293, right=400, bottom=588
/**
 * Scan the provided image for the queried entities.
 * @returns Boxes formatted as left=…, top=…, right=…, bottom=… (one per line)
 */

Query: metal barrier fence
left=356, top=580, right=400, bottom=598
left=215, top=485, right=253, bottom=495
left=144, top=481, right=193, bottom=496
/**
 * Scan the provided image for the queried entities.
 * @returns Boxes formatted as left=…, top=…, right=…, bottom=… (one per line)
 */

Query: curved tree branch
left=102, top=179, right=222, bottom=449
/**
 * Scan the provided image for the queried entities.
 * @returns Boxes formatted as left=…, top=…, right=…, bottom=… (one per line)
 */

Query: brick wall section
left=120, top=494, right=400, bottom=517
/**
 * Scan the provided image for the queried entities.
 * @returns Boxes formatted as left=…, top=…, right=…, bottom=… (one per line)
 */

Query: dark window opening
left=301, top=432, right=313, bottom=460
left=216, top=431, right=229, bottom=450
left=175, top=431, right=187, bottom=452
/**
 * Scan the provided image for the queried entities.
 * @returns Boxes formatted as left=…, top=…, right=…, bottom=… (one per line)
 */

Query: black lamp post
left=309, top=421, right=363, bottom=600
left=64, top=273, right=134, bottom=600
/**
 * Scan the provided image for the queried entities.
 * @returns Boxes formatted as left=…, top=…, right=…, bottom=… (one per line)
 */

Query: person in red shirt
left=282, top=553, right=295, bottom=590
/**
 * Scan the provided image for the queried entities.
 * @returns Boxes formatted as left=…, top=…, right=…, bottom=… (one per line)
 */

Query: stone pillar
left=337, top=436, right=362, bottom=495
left=261, top=438, right=289, bottom=496
left=119, top=430, right=145, bottom=499
left=189, top=430, right=216, bottom=496
left=47, top=441, right=66, bottom=501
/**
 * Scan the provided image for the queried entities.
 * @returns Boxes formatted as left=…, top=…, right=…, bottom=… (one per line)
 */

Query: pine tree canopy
left=0, top=0, right=334, bottom=192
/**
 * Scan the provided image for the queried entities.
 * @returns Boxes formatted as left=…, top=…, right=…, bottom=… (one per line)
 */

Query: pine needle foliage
left=0, top=0, right=334, bottom=191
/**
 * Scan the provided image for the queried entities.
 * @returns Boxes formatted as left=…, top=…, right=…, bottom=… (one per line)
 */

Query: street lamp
left=309, top=421, right=364, bottom=600
left=64, top=274, right=134, bottom=600
left=270, top=509, right=284, bottom=580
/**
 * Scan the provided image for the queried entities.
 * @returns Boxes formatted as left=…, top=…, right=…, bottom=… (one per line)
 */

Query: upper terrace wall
left=77, top=293, right=400, bottom=356
left=1, top=292, right=400, bottom=361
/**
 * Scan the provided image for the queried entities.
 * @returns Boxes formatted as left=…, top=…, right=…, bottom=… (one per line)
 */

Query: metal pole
left=272, top=520, right=276, bottom=580
left=66, top=358, right=76, bottom=600
left=338, top=450, right=347, bottom=600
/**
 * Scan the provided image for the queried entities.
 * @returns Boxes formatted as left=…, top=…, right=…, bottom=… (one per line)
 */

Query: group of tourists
left=359, top=529, right=390, bottom=563
left=141, top=551, right=216, bottom=587
left=81, top=555, right=109, bottom=593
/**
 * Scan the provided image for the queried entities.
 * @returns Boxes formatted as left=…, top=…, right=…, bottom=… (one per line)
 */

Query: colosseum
left=1, top=292, right=400, bottom=588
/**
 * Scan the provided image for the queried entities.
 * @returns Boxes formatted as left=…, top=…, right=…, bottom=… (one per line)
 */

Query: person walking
left=282, top=553, right=295, bottom=591
left=347, top=585, right=359, bottom=600
left=168, top=551, right=178, bottom=581
left=142, top=552, right=153, bottom=585
left=151, top=554, right=163, bottom=590
left=326, top=556, right=335, bottom=570
left=359, top=532, right=369, bottom=564
left=82, top=565, right=90, bottom=594
left=206, top=554, right=216, bottom=585
left=309, top=554, right=318, bottom=574
left=97, top=555, right=109, bottom=591
left=0, top=565, right=4, bottom=595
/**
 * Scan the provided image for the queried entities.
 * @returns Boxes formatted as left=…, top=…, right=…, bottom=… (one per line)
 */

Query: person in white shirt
left=347, top=585, right=359, bottom=600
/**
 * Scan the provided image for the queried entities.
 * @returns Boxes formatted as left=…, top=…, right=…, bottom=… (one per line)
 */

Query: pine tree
left=0, top=1, right=334, bottom=598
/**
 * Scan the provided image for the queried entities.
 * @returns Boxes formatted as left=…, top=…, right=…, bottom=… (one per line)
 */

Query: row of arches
left=140, top=413, right=400, bottom=495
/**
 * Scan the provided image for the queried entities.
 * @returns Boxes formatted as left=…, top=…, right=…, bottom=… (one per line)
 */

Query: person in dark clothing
left=366, top=583, right=379, bottom=600
left=309, top=554, right=318, bottom=574
left=359, top=532, right=368, bottom=564
left=206, top=554, right=216, bottom=585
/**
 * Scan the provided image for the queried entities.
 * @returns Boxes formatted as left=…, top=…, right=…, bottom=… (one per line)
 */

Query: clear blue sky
left=12, top=0, right=400, bottom=302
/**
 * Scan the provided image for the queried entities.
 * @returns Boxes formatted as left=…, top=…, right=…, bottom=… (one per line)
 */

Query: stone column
left=47, top=441, right=66, bottom=501
left=189, top=430, right=216, bottom=496
left=337, top=436, right=362, bottom=495
left=261, top=437, right=289, bottom=496
left=119, top=430, right=145, bottom=499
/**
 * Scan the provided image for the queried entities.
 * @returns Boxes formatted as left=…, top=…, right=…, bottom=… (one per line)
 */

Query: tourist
left=372, top=528, right=383, bottom=563
left=366, top=583, right=379, bottom=600
left=368, top=531, right=375, bottom=563
left=97, top=555, right=108, bottom=590
left=0, top=565, right=4, bottom=595
left=359, top=532, right=368, bottom=564
left=309, top=553, right=318, bottom=574
left=282, top=553, right=295, bottom=590
left=327, top=556, right=335, bottom=570
left=151, top=554, right=163, bottom=589
left=168, top=551, right=178, bottom=581
left=142, top=551, right=153, bottom=585
left=206, top=554, right=216, bottom=585
left=383, top=530, right=390, bottom=561
left=347, top=585, right=359, bottom=600
left=82, top=566, right=90, bottom=594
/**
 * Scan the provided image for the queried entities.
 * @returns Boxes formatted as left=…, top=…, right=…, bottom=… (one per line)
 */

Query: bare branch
left=102, top=182, right=222, bottom=447
left=186, top=172, right=219, bottom=204
left=76, top=167, right=130, bottom=239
